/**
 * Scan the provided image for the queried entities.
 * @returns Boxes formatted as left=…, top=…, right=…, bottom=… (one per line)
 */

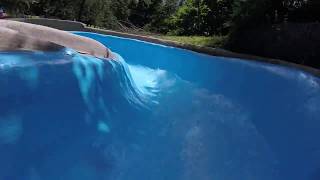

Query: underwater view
left=0, top=32, right=320, bottom=180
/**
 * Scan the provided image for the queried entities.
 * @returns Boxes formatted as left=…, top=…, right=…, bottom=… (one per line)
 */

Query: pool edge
left=10, top=18, right=320, bottom=77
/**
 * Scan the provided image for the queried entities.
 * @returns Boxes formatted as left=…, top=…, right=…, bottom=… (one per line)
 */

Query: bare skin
left=0, top=20, right=114, bottom=59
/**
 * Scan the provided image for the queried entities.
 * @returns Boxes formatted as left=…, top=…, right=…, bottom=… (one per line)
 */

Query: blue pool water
left=0, top=32, right=320, bottom=180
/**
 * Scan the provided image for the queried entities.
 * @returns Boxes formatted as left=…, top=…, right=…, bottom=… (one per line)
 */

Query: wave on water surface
left=0, top=48, right=164, bottom=179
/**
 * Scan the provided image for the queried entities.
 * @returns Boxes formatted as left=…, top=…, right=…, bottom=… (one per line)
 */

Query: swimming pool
left=0, top=32, right=320, bottom=180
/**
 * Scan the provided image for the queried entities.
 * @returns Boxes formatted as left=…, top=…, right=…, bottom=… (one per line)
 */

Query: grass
left=156, top=35, right=227, bottom=48
left=14, top=17, right=227, bottom=48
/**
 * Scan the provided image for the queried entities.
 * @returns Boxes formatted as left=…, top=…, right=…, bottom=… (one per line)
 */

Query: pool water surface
left=0, top=32, right=319, bottom=180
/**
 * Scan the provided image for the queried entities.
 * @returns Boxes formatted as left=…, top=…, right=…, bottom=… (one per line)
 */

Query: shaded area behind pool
left=0, top=32, right=319, bottom=180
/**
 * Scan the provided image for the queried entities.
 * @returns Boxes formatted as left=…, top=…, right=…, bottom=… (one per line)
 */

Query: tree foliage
left=0, top=0, right=319, bottom=36
left=167, top=0, right=233, bottom=35
left=231, top=0, right=320, bottom=29
left=1, top=0, right=33, bottom=15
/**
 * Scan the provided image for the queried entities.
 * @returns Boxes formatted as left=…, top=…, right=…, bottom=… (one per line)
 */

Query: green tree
left=112, top=0, right=130, bottom=21
left=32, top=0, right=77, bottom=19
left=77, top=0, right=87, bottom=21
left=127, top=0, right=179, bottom=31
left=204, top=0, right=234, bottom=34
left=146, top=0, right=180, bottom=33
left=231, top=0, right=271, bottom=30
left=230, top=0, right=319, bottom=31
left=1, top=0, right=33, bottom=16
left=128, top=0, right=150, bottom=27
left=168, top=0, right=232, bottom=35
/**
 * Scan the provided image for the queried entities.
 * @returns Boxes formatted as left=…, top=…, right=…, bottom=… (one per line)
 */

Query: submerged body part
left=0, top=20, right=114, bottom=59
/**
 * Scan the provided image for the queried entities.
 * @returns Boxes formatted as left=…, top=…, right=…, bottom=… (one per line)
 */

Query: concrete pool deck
left=10, top=18, right=320, bottom=77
